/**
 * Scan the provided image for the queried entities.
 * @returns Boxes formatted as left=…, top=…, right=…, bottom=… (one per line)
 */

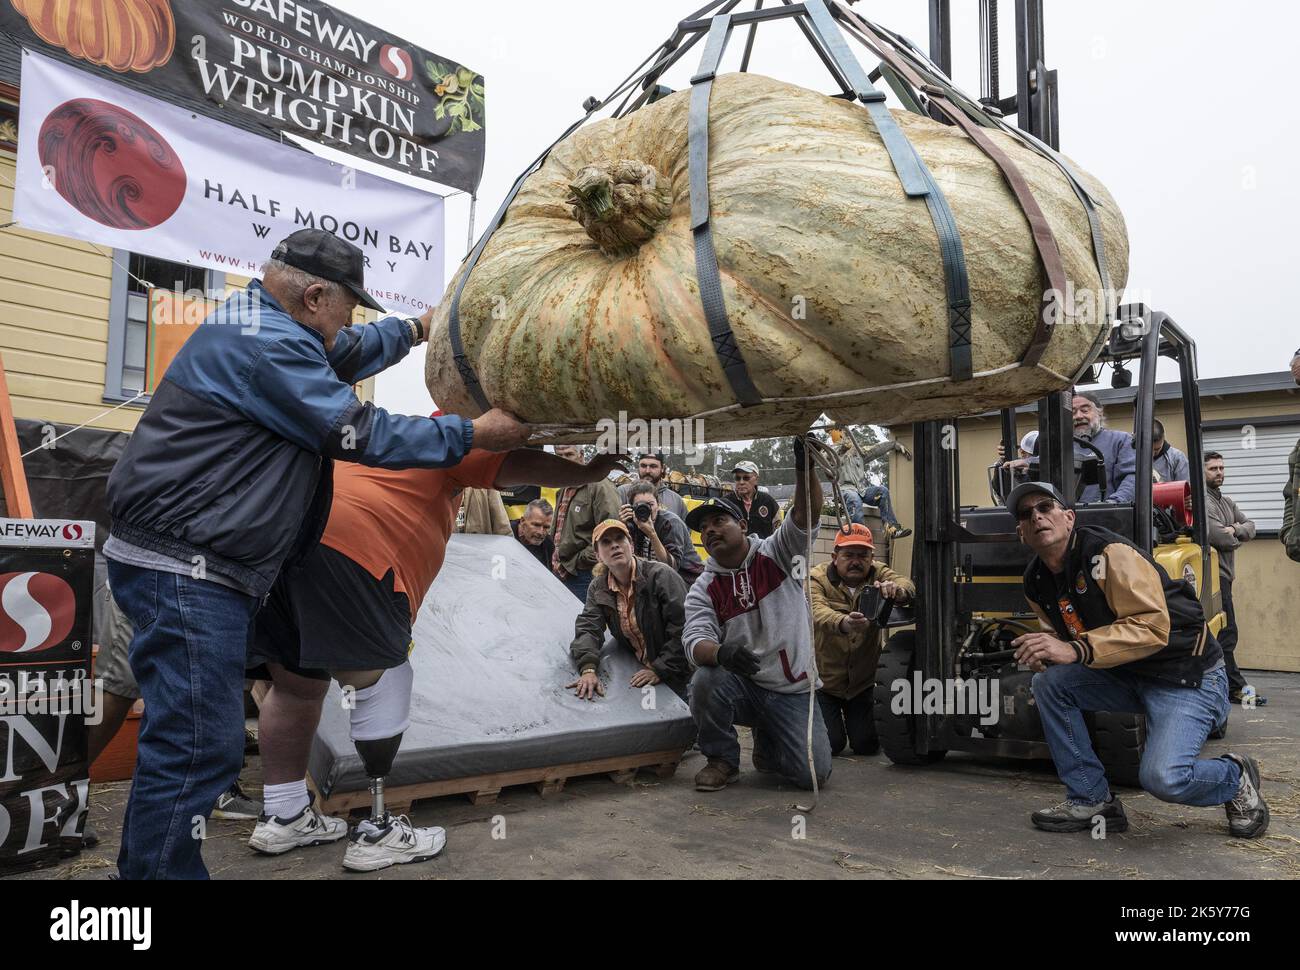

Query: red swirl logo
left=37, top=98, right=186, bottom=230
left=0, top=571, right=76, bottom=654
left=62, top=523, right=84, bottom=541
left=379, top=44, right=413, bottom=81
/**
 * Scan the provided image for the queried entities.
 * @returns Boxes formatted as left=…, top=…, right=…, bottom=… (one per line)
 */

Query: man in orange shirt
left=246, top=440, right=627, bottom=871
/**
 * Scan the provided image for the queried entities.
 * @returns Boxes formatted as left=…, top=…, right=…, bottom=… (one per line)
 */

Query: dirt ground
left=9, top=671, right=1299, bottom=881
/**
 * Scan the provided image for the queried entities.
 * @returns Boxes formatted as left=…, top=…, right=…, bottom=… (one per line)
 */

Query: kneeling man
left=682, top=437, right=830, bottom=792
left=567, top=518, right=690, bottom=702
left=1009, top=481, right=1268, bottom=838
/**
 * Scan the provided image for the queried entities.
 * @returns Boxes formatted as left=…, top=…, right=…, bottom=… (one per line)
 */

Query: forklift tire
left=874, top=631, right=947, bottom=766
left=1088, top=711, right=1145, bottom=788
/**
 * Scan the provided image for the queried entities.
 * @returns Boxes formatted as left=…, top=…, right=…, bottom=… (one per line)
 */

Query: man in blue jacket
left=1072, top=391, right=1136, bottom=504
left=104, top=229, right=529, bottom=880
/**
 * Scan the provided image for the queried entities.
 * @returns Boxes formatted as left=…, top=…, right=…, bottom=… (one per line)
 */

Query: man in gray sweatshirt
left=682, top=436, right=830, bottom=793
left=1204, top=451, right=1263, bottom=705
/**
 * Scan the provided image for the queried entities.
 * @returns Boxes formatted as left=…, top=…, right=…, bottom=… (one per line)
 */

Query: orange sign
left=146, top=287, right=217, bottom=393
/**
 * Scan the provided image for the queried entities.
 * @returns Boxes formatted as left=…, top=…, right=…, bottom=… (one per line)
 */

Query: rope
left=20, top=392, right=146, bottom=457
left=791, top=433, right=851, bottom=812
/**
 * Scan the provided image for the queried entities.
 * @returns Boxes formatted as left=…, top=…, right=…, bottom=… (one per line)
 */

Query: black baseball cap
left=1006, top=480, right=1071, bottom=514
left=686, top=495, right=747, bottom=532
left=270, top=228, right=386, bottom=312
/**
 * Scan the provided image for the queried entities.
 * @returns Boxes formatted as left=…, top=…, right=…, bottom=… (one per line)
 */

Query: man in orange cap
left=809, top=524, right=915, bottom=756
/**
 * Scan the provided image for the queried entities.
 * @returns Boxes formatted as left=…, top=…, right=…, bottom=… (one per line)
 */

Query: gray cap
left=1006, top=479, right=1071, bottom=513
left=732, top=460, right=760, bottom=475
left=1019, top=430, right=1039, bottom=454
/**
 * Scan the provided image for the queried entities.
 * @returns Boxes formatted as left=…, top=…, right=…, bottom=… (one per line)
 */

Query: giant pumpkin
left=425, top=72, right=1128, bottom=441
left=10, top=0, right=175, bottom=73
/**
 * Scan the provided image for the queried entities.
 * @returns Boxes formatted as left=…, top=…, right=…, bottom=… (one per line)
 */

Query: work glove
left=716, top=642, right=761, bottom=677
left=792, top=434, right=807, bottom=472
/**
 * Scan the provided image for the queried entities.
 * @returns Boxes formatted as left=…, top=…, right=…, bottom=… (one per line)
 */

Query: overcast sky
left=324, top=0, right=1300, bottom=417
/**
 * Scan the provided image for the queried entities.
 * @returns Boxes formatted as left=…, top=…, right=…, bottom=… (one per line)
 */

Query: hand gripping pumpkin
left=11, top=0, right=175, bottom=73
left=425, top=70, right=1127, bottom=441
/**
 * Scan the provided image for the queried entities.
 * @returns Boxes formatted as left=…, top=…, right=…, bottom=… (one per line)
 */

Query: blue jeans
left=860, top=485, right=900, bottom=529
left=1032, top=661, right=1237, bottom=807
left=688, top=666, right=832, bottom=789
left=841, top=488, right=864, bottom=525
left=107, top=561, right=259, bottom=879
left=562, top=569, right=593, bottom=602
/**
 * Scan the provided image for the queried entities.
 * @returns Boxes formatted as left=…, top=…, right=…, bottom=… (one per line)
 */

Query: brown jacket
left=810, top=560, right=915, bottom=700
left=459, top=488, right=512, bottom=536
left=553, top=479, right=622, bottom=575
left=569, top=558, right=690, bottom=690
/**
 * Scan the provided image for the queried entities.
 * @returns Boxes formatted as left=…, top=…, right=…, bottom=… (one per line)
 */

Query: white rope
left=791, top=433, right=851, bottom=813
left=20, top=392, right=147, bottom=458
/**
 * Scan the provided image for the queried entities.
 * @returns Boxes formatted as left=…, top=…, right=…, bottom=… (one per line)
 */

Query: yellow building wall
left=1, top=149, right=373, bottom=432
left=887, top=389, right=1300, bottom=672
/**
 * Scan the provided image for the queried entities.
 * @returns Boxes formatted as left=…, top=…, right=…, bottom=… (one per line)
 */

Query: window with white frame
left=104, top=252, right=224, bottom=403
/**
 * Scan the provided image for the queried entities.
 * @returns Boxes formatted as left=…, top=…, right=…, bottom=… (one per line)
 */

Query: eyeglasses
left=1016, top=499, right=1060, bottom=521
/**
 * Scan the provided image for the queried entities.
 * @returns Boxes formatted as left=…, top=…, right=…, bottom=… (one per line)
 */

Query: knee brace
left=348, top=661, right=413, bottom=744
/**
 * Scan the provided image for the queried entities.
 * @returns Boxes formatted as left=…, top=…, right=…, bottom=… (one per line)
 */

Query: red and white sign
left=0, top=519, right=95, bottom=549
left=0, top=571, right=76, bottom=654
left=14, top=51, right=445, bottom=316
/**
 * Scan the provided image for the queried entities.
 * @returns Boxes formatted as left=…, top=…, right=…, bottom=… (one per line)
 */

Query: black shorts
left=247, top=543, right=412, bottom=681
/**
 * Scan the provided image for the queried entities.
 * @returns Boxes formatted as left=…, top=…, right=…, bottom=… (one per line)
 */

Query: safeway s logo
left=62, top=523, right=83, bottom=541
left=0, top=571, right=76, bottom=653
left=379, top=44, right=413, bottom=81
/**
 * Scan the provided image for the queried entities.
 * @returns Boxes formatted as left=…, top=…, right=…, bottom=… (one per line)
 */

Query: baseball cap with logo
left=592, top=518, right=631, bottom=545
left=686, top=495, right=747, bottom=533
left=834, top=523, right=874, bottom=550
left=271, top=228, right=386, bottom=312
left=732, top=461, right=760, bottom=476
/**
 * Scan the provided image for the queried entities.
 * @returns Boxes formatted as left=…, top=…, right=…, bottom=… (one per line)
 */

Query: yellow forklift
left=874, top=305, right=1227, bottom=784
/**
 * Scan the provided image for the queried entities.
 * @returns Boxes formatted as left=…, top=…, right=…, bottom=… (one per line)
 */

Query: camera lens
left=635, top=503, right=653, bottom=521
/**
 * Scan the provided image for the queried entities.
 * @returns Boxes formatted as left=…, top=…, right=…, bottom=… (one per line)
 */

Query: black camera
left=634, top=502, right=653, bottom=522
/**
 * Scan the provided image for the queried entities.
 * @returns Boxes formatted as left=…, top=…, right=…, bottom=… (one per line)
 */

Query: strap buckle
left=858, top=90, right=887, bottom=104
left=691, top=69, right=716, bottom=85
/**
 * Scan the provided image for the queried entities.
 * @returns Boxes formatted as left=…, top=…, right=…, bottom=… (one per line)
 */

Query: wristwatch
left=405, top=316, right=426, bottom=344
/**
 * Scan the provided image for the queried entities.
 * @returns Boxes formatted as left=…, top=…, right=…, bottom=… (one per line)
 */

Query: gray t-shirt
left=104, top=535, right=259, bottom=596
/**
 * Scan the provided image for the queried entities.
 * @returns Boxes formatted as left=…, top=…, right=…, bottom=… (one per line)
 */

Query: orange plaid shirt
left=607, top=558, right=648, bottom=664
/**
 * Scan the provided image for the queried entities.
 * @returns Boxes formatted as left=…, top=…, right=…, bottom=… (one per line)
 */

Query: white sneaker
left=248, top=804, right=348, bottom=855
left=342, top=814, right=446, bottom=872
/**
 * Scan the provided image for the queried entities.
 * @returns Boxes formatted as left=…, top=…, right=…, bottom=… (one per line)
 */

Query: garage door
left=1202, top=423, right=1299, bottom=532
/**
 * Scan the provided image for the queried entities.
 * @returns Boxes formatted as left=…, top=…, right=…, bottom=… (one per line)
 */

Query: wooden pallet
left=312, top=748, right=685, bottom=816
left=251, top=678, right=684, bottom=815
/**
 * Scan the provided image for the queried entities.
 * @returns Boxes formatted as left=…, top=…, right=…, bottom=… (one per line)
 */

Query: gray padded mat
left=308, top=535, right=696, bottom=796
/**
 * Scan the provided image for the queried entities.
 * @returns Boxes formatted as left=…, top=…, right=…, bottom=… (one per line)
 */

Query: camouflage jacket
left=1283, top=438, right=1300, bottom=563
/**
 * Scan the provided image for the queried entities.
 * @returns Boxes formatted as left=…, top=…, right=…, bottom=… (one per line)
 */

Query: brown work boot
left=694, top=759, right=740, bottom=792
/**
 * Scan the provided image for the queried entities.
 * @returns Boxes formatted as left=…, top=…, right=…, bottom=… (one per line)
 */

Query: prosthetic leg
left=342, top=662, right=447, bottom=872
left=355, top=734, right=402, bottom=824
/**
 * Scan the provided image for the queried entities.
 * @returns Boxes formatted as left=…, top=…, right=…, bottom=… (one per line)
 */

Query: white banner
left=14, top=50, right=444, bottom=316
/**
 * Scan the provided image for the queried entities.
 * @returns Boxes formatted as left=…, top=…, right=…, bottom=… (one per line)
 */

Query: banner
left=0, top=0, right=485, bottom=192
left=15, top=51, right=445, bottom=317
left=0, top=518, right=95, bottom=874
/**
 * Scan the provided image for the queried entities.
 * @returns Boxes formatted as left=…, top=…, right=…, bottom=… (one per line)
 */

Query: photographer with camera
left=620, top=481, right=705, bottom=587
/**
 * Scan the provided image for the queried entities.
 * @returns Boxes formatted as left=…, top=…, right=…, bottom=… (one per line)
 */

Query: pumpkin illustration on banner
left=10, top=0, right=175, bottom=73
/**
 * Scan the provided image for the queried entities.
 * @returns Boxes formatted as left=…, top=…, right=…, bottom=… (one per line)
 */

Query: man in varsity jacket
left=1008, top=481, right=1268, bottom=839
